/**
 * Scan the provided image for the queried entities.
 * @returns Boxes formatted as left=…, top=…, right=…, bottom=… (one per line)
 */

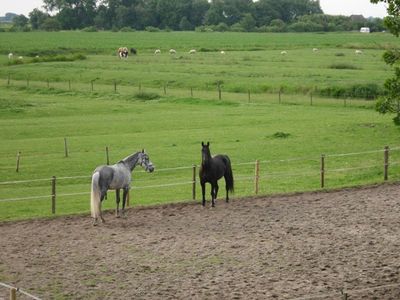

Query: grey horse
left=90, top=150, right=154, bottom=225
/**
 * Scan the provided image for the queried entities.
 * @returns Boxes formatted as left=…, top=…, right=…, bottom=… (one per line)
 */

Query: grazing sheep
left=8, top=53, right=13, bottom=60
left=313, top=48, right=319, bottom=52
left=169, top=49, right=176, bottom=55
left=280, top=50, right=287, bottom=55
left=355, top=49, right=363, bottom=55
left=220, top=51, right=226, bottom=55
left=18, top=56, right=23, bottom=60
left=154, top=49, right=161, bottom=55
left=189, top=49, right=196, bottom=54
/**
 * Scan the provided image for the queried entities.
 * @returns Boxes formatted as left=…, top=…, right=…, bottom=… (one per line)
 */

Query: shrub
left=272, top=132, right=290, bottom=138
left=120, top=27, right=135, bottom=32
left=145, top=26, right=160, bottom=32
left=318, top=83, right=384, bottom=99
left=82, top=26, right=98, bottom=32
left=328, top=63, right=360, bottom=70
left=134, top=92, right=160, bottom=101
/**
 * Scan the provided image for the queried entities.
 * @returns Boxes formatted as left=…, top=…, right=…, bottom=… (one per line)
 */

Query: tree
left=371, top=0, right=400, bottom=124
left=29, top=9, right=50, bottom=30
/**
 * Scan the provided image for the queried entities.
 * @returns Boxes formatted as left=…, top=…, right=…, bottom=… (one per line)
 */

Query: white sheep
left=154, top=49, right=161, bottom=55
left=280, top=50, right=287, bottom=55
left=8, top=53, right=13, bottom=60
left=189, top=49, right=196, bottom=54
left=355, top=49, right=363, bottom=55
left=169, top=49, right=176, bottom=55
left=220, top=51, right=226, bottom=55
left=313, top=48, right=319, bottom=52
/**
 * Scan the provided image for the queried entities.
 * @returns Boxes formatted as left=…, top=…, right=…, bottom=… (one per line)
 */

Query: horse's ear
left=142, top=149, right=145, bottom=153
left=201, top=141, right=204, bottom=147
left=206, top=142, right=209, bottom=147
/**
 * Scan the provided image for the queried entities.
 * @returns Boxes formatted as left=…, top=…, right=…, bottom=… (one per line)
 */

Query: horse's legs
left=225, top=177, right=229, bottom=203
left=99, top=190, right=107, bottom=223
left=201, top=181, right=206, bottom=207
left=122, top=187, right=129, bottom=217
left=115, top=189, right=121, bottom=217
left=211, top=182, right=218, bottom=207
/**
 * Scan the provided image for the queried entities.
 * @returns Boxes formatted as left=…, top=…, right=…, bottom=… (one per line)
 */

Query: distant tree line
left=3, top=0, right=385, bottom=32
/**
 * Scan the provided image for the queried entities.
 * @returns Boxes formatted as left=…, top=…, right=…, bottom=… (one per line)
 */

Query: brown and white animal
left=118, top=47, right=129, bottom=58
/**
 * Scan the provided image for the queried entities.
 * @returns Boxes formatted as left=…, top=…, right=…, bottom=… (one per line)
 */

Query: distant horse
left=90, top=150, right=154, bottom=225
left=199, top=142, right=234, bottom=207
left=118, top=47, right=129, bottom=58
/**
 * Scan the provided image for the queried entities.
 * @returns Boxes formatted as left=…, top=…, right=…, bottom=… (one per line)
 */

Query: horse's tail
left=224, top=156, right=234, bottom=193
left=90, top=172, right=101, bottom=219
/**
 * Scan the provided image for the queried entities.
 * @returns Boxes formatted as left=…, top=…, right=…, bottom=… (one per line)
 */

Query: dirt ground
left=1, top=183, right=400, bottom=300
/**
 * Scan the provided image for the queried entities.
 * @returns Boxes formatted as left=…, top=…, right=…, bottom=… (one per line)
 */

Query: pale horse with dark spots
left=90, top=150, right=154, bottom=225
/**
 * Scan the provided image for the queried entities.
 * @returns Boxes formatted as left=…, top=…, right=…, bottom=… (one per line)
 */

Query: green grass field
left=1, top=31, right=400, bottom=221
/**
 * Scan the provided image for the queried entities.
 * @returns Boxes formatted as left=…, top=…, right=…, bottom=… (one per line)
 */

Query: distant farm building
left=360, top=27, right=370, bottom=33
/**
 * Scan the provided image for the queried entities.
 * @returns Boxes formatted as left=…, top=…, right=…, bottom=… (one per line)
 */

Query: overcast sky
left=0, top=0, right=389, bottom=18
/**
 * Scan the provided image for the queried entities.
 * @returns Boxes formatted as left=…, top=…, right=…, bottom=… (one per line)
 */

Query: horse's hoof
left=101, top=218, right=106, bottom=223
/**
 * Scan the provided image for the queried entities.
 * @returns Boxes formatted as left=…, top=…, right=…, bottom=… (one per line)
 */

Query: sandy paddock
left=1, top=183, right=400, bottom=299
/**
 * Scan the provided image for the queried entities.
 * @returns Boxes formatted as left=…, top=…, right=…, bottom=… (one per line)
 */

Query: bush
left=318, top=83, right=384, bottom=99
left=134, top=92, right=160, bottom=101
left=120, top=27, right=135, bottom=32
left=328, top=63, right=360, bottom=70
left=145, top=26, right=160, bottom=32
left=81, top=26, right=98, bottom=32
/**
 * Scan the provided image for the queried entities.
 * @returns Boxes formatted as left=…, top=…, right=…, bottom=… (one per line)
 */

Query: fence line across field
left=0, top=281, right=42, bottom=300
left=0, top=145, right=398, bottom=213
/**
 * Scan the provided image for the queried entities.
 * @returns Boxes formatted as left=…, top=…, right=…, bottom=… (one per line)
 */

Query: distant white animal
left=18, top=56, right=23, bottom=60
left=169, top=49, right=176, bottom=55
left=280, top=51, right=287, bottom=55
left=220, top=51, right=226, bottom=55
left=189, top=49, right=196, bottom=54
left=154, top=49, right=161, bottom=55
left=313, top=48, right=319, bottom=52
left=355, top=49, right=363, bottom=55
left=8, top=53, right=13, bottom=60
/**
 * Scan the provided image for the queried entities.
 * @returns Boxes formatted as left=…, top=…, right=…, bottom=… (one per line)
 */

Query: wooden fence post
left=106, top=146, right=110, bottom=165
left=384, top=146, right=389, bottom=181
left=91, top=80, right=94, bottom=92
left=310, top=92, right=313, bottom=106
left=248, top=90, right=251, bottom=103
left=320, top=154, right=325, bottom=188
left=218, top=84, right=222, bottom=100
left=254, top=160, right=260, bottom=194
left=114, top=80, right=117, bottom=93
left=7, top=74, right=10, bottom=86
left=64, top=138, right=69, bottom=158
left=68, top=80, right=71, bottom=91
left=52, top=176, right=56, bottom=214
left=10, top=287, right=17, bottom=300
left=163, top=84, right=167, bottom=95
left=16, top=151, right=21, bottom=173
left=192, top=165, right=196, bottom=200
left=279, top=89, right=282, bottom=104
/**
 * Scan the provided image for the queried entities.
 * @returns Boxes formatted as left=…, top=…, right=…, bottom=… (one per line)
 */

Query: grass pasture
left=1, top=31, right=400, bottom=222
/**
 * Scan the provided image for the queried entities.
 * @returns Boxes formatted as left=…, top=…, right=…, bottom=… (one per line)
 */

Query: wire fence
left=1, top=145, right=400, bottom=218
left=0, top=282, right=42, bottom=300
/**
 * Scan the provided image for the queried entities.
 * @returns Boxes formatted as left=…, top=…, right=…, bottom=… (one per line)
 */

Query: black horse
left=199, top=142, right=234, bottom=207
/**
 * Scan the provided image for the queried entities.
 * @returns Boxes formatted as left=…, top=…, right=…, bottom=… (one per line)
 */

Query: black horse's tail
left=224, top=156, right=234, bottom=193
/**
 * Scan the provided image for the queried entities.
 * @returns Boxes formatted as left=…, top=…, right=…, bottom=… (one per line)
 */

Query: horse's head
left=201, top=142, right=211, bottom=164
left=139, top=149, right=155, bottom=173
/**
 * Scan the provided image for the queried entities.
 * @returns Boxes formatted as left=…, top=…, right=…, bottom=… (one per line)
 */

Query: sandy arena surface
left=1, top=183, right=400, bottom=299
